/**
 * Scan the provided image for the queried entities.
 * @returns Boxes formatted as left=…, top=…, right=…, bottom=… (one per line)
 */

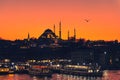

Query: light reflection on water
left=0, top=70, right=120, bottom=80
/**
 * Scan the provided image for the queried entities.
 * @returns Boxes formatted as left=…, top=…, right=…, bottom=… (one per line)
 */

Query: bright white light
left=57, top=64, right=60, bottom=67
left=104, top=51, right=107, bottom=54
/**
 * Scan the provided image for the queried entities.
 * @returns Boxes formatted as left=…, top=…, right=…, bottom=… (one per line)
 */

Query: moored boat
left=51, top=64, right=103, bottom=76
left=63, top=65, right=103, bottom=76
left=29, top=65, right=52, bottom=77
left=0, top=65, right=9, bottom=75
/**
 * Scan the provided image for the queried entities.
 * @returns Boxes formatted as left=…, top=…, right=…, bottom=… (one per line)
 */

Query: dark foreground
left=0, top=70, right=120, bottom=80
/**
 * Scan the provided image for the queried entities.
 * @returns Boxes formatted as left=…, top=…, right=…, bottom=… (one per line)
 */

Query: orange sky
left=0, top=0, right=120, bottom=41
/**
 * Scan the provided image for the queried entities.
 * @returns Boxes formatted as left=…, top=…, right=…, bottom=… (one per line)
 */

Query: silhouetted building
left=38, top=29, right=58, bottom=45
left=70, top=48, right=94, bottom=65
left=39, top=29, right=57, bottom=39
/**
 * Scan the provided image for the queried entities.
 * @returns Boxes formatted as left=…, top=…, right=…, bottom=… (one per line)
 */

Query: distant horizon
left=0, top=27, right=119, bottom=42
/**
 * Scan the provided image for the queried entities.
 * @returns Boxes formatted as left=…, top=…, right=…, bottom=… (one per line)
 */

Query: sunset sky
left=0, top=0, right=120, bottom=41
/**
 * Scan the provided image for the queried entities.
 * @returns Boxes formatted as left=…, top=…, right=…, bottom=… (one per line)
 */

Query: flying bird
left=84, top=19, right=90, bottom=22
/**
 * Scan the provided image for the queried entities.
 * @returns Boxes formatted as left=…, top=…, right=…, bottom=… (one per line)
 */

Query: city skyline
left=0, top=0, right=120, bottom=41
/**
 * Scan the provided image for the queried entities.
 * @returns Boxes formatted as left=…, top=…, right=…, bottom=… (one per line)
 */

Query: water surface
left=0, top=70, right=120, bottom=80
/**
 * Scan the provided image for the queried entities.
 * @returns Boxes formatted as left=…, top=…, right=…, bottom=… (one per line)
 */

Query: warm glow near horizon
left=0, top=0, right=120, bottom=41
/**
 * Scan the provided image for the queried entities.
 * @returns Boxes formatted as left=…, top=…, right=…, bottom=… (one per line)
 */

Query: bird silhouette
left=84, top=19, right=90, bottom=22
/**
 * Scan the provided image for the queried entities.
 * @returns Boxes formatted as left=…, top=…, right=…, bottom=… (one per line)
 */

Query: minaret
left=59, top=21, right=61, bottom=39
left=53, top=24, right=56, bottom=34
left=68, top=30, right=70, bottom=40
left=74, top=28, right=76, bottom=41
left=28, top=33, right=30, bottom=41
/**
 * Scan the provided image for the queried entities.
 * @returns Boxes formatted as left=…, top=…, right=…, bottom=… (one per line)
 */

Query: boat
left=51, top=64, right=103, bottom=76
left=14, top=65, right=28, bottom=74
left=64, top=65, right=103, bottom=76
left=29, top=65, right=52, bottom=77
left=0, top=64, right=9, bottom=74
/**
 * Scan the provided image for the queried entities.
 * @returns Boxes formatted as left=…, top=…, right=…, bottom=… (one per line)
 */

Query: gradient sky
left=0, top=0, right=120, bottom=41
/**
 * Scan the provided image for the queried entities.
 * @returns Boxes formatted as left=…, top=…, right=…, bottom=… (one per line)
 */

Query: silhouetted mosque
left=38, top=29, right=58, bottom=45
left=39, top=29, right=57, bottom=39
left=37, top=22, right=63, bottom=45
left=37, top=21, right=76, bottom=44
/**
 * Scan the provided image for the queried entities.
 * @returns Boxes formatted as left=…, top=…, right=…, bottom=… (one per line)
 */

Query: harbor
left=0, top=59, right=103, bottom=77
left=0, top=26, right=120, bottom=79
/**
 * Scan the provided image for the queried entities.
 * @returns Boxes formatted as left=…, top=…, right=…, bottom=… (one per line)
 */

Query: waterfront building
left=70, top=48, right=94, bottom=65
